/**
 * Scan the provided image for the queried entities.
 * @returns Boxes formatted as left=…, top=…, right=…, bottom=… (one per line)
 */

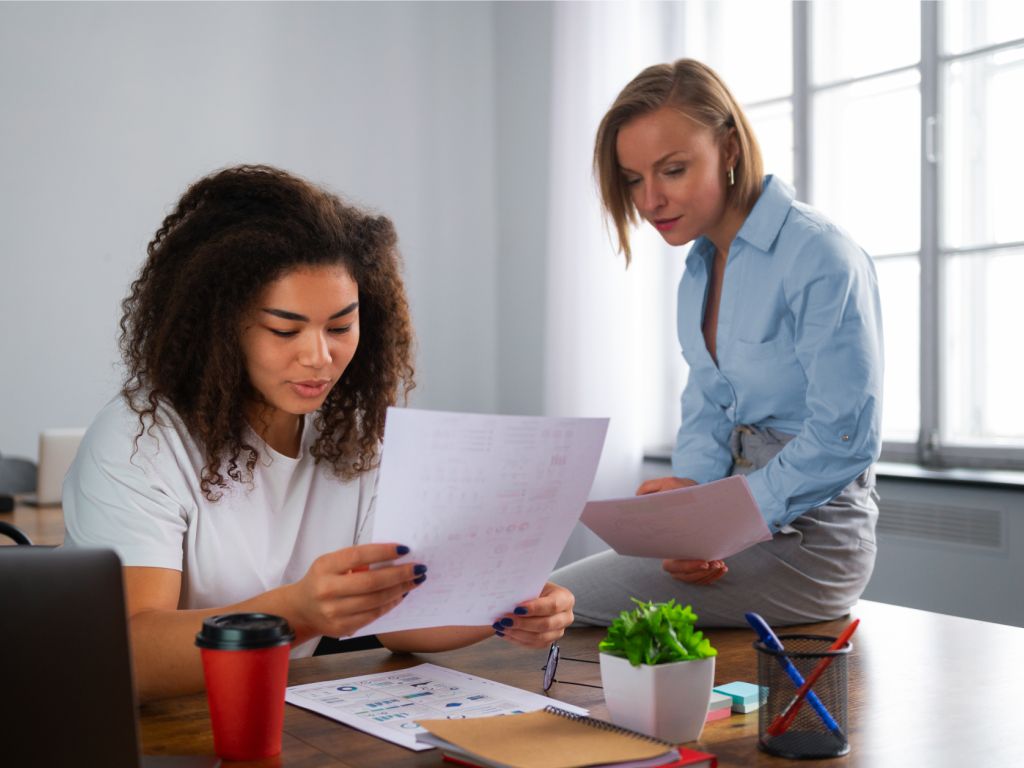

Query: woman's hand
left=662, top=558, right=728, bottom=585
left=286, top=543, right=426, bottom=639
left=492, top=582, right=575, bottom=648
left=636, top=476, right=698, bottom=495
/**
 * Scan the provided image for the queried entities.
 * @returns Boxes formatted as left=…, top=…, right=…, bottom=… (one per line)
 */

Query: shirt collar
left=684, top=175, right=793, bottom=272
left=734, top=175, right=793, bottom=254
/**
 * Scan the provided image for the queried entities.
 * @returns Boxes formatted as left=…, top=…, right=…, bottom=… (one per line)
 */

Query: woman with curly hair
left=63, top=165, right=574, bottom=701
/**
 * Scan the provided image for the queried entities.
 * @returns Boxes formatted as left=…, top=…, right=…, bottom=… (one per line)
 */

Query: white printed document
left=359, top=408, right=608, bottom=635
left=285, top=663, right=587, bottom=751
left=580, top=475, right=772, bottom=561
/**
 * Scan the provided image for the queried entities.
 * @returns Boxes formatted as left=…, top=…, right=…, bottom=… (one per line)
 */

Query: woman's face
left=239, top=265, right=360, bottom=419
left=615, top=106, right=735, bottom=248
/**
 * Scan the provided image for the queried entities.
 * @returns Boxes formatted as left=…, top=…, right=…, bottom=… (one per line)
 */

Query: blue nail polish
left=514, top=607, right=528, bottom=616
left=494, top=630, right=505, bottom=638
left=492, top=622, right=503, bottom=631
left=500, top=617, right=514, bottom=627
left=396, top=545, right=410, bottom=555
left=413, top=574, right=427, bottom=585
left=413, top=564, right=428, bottom=575
left=402, top=592, right=409, bottom=598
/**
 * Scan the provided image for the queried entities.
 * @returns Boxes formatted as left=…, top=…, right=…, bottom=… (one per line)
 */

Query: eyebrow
left=261, top=302, right=359, bottom=322
left=619, top=150, right=690, bottom=175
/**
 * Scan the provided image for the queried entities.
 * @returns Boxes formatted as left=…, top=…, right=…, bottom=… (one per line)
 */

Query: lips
left=290, top=380, right=331, bottom=398
left=653, top=216, right=681, bottom=232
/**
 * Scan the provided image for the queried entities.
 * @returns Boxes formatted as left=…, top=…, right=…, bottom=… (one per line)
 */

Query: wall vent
left=877, top=500, right=1004, bottom=549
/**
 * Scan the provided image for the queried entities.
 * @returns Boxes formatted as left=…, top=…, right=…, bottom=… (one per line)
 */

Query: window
left=648, top=1, right=1024, bottom=469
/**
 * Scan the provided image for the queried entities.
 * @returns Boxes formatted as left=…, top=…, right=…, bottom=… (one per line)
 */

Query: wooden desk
left=0, top=500, right=64, bottom=546
left=140, top=600, right=1024, bottom=766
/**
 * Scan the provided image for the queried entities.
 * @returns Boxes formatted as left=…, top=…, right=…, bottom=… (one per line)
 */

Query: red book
left=441, top=745, right=717, bottom=768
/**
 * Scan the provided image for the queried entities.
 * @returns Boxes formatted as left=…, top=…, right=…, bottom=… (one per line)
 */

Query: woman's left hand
left=492, top=582, right=575, bottom=648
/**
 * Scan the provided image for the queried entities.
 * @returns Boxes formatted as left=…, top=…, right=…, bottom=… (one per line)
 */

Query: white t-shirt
left=63, top=396, right=377, bottom=658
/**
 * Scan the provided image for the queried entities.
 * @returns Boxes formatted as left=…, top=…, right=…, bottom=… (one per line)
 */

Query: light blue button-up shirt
left=672, top=176, right=883, bottom=531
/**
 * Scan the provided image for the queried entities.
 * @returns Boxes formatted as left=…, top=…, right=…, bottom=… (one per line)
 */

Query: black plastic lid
left=195, top=613, right=295, bottom=651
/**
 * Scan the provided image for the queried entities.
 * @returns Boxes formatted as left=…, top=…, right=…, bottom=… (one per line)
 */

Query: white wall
left=0, top=1, right=511, bottom=459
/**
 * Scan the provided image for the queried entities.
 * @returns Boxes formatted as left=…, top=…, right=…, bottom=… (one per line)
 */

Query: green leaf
left=598, top=598, right=717, bottom=667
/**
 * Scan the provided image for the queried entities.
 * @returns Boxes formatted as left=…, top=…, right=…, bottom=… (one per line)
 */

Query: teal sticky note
left=713, top=681, right=762, bottom=711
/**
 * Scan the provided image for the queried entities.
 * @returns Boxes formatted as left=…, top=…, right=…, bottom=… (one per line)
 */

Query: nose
left=637, top=179, right=665, bottom=216
left=298, top=330, right=332, bottom=369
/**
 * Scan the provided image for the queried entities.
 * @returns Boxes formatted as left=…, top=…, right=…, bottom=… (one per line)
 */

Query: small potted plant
left=598, top=599, right=717, bottom=743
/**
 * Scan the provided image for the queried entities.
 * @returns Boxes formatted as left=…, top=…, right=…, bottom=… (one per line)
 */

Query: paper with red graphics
left=580, top=475, right=771, bottom=561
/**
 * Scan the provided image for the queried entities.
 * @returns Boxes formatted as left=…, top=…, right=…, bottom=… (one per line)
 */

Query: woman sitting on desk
left=552, top=59, right=883, bottom=627
left=64, top=165, right=574, bottom=701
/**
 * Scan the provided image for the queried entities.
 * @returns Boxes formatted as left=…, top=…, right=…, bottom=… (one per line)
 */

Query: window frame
left=789, top=1, right=1024, bottom=471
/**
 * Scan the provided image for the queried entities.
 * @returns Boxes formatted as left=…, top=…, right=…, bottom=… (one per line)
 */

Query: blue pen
left=744, top=612, right=846, bottom=741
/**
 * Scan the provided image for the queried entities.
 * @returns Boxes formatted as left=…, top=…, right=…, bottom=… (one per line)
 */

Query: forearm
left=130, top=583, right=315, bottom=702
left=377, top=625, right=493, bottom=654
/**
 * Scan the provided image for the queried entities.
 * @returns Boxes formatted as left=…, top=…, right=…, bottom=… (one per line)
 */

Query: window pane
left=679, top=0, right=791, bottom=103
left=943, top=248, right=1024, bottom=445
left=813, top=1, right=919, bottom=84
left=875, top=256, right=920, bottom=443
left=746, top=101, right=794, bottom=189
left=812, top=71, right=920, bottom=256
left=944, top=0, right=1024, bottom=55
left=942, top=47, right=1024, bottom=248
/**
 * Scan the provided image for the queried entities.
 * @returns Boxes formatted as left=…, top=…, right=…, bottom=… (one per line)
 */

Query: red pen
left=766, top=618, right=860, bottom=737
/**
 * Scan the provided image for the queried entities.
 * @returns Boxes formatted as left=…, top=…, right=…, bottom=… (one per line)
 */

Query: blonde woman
left=552, top=60, right=883, bottom=627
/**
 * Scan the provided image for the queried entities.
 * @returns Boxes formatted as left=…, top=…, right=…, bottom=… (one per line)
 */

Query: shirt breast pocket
left=730, top=335, right=788, bottom=360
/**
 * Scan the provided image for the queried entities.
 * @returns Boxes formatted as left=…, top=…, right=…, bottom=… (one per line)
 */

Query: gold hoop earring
left=728, top=167, right=735, bottom=186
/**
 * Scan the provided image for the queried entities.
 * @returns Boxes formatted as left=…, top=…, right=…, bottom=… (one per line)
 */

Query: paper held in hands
left=580, top=476, right=771, bottom=561
left=359, top=408, right=609, bottom=636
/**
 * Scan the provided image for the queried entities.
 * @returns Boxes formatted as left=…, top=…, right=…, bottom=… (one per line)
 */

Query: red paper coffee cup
left=195, top=613, right=295, bottom=761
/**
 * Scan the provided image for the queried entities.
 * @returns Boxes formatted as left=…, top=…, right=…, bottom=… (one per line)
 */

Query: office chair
left=0, top=521, right=33, bottom=546
left=0, top=452, right=37, bottom=495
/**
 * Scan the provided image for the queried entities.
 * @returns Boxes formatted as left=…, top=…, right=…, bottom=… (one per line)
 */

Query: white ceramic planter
left=599, top=653, right=715, bottom=744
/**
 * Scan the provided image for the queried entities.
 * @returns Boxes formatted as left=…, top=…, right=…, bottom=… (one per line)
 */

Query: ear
left=722, top=127, right=740, bottom=170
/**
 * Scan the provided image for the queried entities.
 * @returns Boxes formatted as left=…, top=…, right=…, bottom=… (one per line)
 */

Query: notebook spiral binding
left=543, top=706, right=675, bottom=747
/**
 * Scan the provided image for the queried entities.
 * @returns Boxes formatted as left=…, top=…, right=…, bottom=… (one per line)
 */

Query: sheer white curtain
left=544, top=1, right=679, bottom=566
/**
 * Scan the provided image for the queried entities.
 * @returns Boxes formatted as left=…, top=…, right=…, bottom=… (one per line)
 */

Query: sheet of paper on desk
left=285, top=662, right=587, bottom=751
left=580, top=475, right=772, bottom=561
left=358, top=408, right=609, bottom=635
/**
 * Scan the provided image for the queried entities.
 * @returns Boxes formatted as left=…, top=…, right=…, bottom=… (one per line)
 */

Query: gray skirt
left=550, top=426, right=879, bottom=627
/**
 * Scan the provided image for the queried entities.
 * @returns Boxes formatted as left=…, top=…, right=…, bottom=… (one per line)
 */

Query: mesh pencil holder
left=755, top=634, right=851, bottom=760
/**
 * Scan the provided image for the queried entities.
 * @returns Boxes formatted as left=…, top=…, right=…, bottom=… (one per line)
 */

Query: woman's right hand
left=287, top=543, right=426, bottom=639
left=636, top=475, right=698, bottom=495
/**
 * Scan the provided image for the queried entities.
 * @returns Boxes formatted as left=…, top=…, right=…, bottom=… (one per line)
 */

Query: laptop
left=35, top=427, right=87, bottom=505
left=0, top=547, right=220, bottom=767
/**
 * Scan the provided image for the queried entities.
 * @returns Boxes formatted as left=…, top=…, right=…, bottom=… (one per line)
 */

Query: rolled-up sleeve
left=744, top=229, right=884, bottom=530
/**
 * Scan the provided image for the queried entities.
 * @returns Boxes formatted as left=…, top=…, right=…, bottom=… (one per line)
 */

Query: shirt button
left=840, top=434, right=850, bottom=442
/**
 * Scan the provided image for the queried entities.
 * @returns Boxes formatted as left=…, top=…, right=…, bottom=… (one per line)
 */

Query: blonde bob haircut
left=594, top=58, right=763, bottom=265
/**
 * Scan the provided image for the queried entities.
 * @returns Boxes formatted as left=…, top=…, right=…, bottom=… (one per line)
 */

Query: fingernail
left=492, top=622, right=503, bottom=631
left=514, top=607, right=528, bottom=616
left=413, top=564, right=428, bottom=575
left=494, top=630, right=505, bottom=638
left=500, top=617, right=514, bottom=627
left=413, top=574, right=427, bottom=585
left=402, top=592, right=409, bottom=598
left=396, top=545, right=410, bottom=555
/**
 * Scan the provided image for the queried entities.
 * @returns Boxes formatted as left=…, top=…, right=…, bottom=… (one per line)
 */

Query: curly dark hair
left=119, top=164, right=415, bottom=499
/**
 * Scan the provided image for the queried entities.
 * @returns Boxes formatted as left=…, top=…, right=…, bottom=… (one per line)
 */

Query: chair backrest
left=0, top=452, right=37, bottom=495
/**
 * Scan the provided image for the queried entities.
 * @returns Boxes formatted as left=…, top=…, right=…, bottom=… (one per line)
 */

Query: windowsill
left=873, top=462, right=1024, bottom=489
left=641, top=452, right=1024, bottom=490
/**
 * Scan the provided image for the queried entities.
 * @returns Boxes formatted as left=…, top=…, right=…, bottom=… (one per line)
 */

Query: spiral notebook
left=416, top=706, right=715, bottom=768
